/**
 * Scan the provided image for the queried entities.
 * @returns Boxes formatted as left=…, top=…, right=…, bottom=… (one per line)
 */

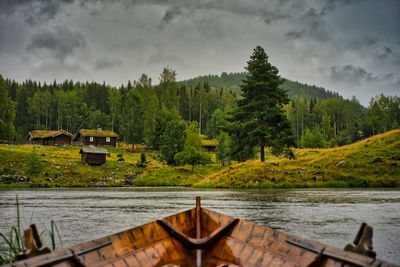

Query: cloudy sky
left=0, top=0, right=399, bottom=105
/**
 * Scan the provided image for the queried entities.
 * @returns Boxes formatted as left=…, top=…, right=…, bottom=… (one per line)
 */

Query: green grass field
left=196, top=130, right=400, bottom=188
left=0, top=130, right=399, bottom=188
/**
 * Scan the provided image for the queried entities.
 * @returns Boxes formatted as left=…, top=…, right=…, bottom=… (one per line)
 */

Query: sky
left=0, top=0, right=399, bottom=105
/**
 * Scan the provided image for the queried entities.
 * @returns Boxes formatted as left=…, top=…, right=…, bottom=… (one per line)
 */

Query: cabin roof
left=79, top=147, right=109, bottom=155
left=78, top=129, right=118, bottom=137
left=202, top=139, right=217, bottom=147
left=29, top=130, right=73, bottom=139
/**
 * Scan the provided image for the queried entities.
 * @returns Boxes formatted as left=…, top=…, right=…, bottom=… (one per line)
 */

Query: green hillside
left=178, top=72, right=340, bottom=100
left=0, top=144, right=222, bottom=188
left=0, top=130, right=399, bottom=188
left=196, top=129, right=400, bottom=188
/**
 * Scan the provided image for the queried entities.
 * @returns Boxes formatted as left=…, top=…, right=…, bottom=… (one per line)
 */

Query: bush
left=161, top=119, right=187, bottom=165
left=136, top=152, right=147, bottom=168
left=24, top=147, right=43, bottom=178
left=175, top=122, right=211, bottom=172
left=329, top=130, right=352, bottom=147
left=349, top=178, right=371, bottom=188
left=301, top=126, right=328, bottom=148
left=216, top=131, right=232, bottom=166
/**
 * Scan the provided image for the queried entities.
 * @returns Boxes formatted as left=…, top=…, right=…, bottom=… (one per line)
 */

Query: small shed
left=79, top=147, right=109, bottom=166
left=74, top=128, right=117, bottom=147
left=27, top=130, right=72, bottom=146
left=202, top=139, right=217, bottom=152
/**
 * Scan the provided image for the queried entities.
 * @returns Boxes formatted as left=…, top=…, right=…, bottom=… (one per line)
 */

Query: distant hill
left=178, top=72, right=340, bottom=100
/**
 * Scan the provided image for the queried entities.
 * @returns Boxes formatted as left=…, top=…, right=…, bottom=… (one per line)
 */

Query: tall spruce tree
left=230, top=46, right=294, bottom=162
left=0, top=74, right=16, bottom=140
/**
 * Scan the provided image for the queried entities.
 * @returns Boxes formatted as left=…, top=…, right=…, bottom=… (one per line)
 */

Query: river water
left=0, top=188, right=399, bottom=264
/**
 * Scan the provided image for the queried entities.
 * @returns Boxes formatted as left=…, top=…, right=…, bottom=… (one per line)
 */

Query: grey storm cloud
left=0, top=0, right=399, bottom=105
left=155, top=0, right=294, bottom=28
left=27, top=26, right=86, bottom=61
left=379, top=47, right=392, bottom=59
left=329, top=65, right=394, bottom=86
left=263, top=11, right=291, bottom=25
left=303, top=8, right=323, bottom=31
left=161, top=6, right=183, bottom=24
left=320, top=0, right=364, bottom=16
left=94, top=58, right=123, bottom=70
left=285, top=30, right=305, bottom=41
left=0, top=0, right=74, bottom=24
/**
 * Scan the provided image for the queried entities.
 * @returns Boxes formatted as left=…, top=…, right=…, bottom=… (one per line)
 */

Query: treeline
left=286, top=95, right=400, bottom=148
left=179, top=72, right=339, bottom=100
left=0, top=69, right=238, bottom=145
left=0, top=71, right=399, bottom=151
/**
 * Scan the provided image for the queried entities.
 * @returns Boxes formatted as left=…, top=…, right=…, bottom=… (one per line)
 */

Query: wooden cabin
left=79, top=147, right=109, bottom=165
left=73, top=128, right=117, bottom=147
left=202, top=139, right=217, bottom=152
left=27, top=130, right=72, bottom=146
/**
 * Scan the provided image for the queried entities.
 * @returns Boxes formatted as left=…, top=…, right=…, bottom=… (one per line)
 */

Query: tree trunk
left=296, top=114, right=299, bottom=146
left=334, top=122, right=337, bottom=137
left=189, top=92, right=191, bottom=121
left=260, top=145, right=265, bottom=162
left=199, top=101, right=202, bottom=134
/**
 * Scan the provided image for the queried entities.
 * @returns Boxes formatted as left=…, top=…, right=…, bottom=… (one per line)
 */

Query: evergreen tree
left=120, top=88, right=144, bottom=147
left=134, top=74, right=159, bottom=145
left=156, top=67, right=180, bottom=115
left=206, top=108, right=228, bottom=138
left=216, top=131, right=232, bottom=166
left=0, top=74, right=16, bottom=140
left=175, top=121, right=210, bottom=172
left=108, top=87, right=122, bottom=133
left=230, top=46, right=295, bottom=162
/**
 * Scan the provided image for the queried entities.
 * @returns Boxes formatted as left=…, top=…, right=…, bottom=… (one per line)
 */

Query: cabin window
left=90, top=137, right=94, bottom=142
left=106, top=137, right=110, bottom=142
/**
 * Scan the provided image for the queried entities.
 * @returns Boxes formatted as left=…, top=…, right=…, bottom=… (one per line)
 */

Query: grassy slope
left=0, top=144, right=222, bottom=187
left=0, top=130, right=399, bottom=188
left=196, top=130, right=400, bottom=188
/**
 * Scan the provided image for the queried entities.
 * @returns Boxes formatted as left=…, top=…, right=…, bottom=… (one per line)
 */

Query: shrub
left=24, top=147, right=43, bottom=178
left=137, top=152, right=147, bottom=168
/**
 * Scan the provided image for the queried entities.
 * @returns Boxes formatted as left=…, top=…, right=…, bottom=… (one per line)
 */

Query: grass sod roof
left=78, top=129, right=118, bottom=137
left=29, top=130, right=73, bottom=139
left=79, top=147, right=109, bottom=154
left=202, top=139, right=218, bottom=147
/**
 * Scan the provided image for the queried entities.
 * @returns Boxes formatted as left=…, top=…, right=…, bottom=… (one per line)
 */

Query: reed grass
left=0, top=195, right=63, bottom=264
left=0, top=195, right=24, bottom=264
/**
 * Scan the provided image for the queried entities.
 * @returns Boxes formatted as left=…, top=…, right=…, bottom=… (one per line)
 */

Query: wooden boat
left=4, top=197, right=398, bottom=267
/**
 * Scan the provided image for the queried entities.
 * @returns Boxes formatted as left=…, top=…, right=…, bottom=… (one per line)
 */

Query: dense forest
left=179, top=72, right=340, bottom=100
left=0, top=70, right=399, bottom=153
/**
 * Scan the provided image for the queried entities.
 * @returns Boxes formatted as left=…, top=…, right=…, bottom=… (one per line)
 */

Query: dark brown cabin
left=27, top=130, right=72, bottom=146
left=74, top=128, right=117, bottom=147
left=79, top=147, right=109, bottom=166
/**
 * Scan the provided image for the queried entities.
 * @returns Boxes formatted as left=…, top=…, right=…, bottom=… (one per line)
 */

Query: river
left=1, top=188, right=399, bottom=264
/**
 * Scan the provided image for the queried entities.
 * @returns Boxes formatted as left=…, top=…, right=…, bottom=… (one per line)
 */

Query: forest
left=0, top=69, right=399, bottom=157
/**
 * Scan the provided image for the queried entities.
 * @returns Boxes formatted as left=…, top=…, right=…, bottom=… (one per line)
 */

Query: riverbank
left=0, top=130, right=399, bottom=188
